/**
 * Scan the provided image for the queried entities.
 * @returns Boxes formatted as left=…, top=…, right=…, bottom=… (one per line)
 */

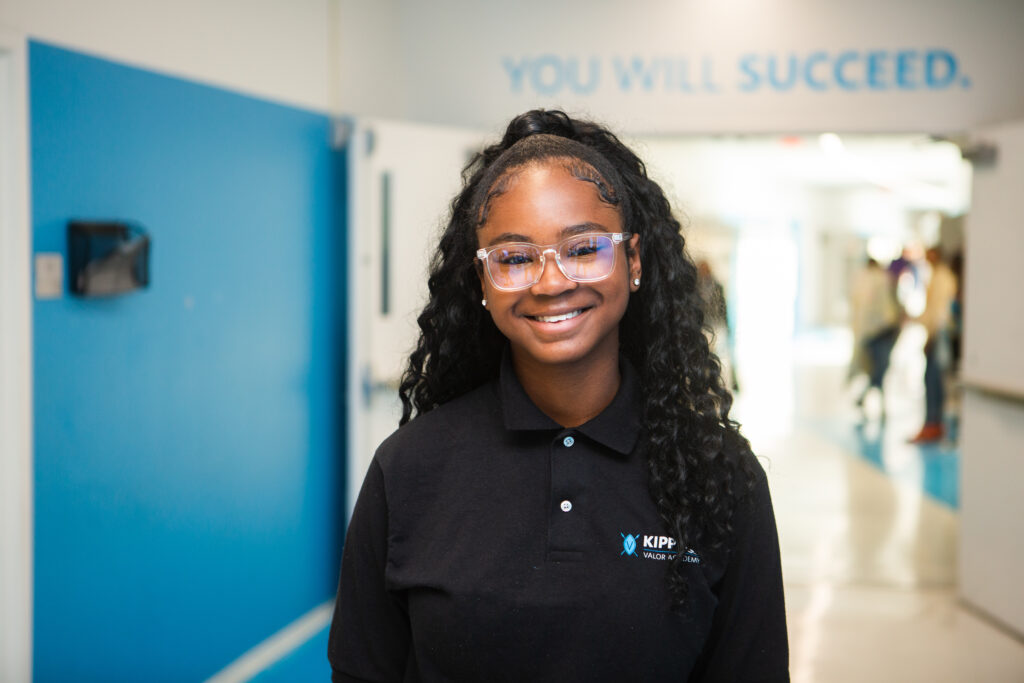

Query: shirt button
left=563, top=436, right=575, bottom=447
left=560, top=500, right=573, bottom=512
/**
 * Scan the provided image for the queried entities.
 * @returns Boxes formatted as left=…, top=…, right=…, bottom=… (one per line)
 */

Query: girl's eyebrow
left=485, top=223, right=611, bottom=247
left=485, top=232, right=532, bottom=246
left=561, top=222, right=610, bottom=237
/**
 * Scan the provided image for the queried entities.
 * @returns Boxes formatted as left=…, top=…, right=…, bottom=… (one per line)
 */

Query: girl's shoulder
left=373, top=380, right=503, bottom=472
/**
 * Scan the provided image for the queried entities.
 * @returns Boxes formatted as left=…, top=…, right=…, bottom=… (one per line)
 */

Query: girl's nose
left=530, top=248, right=577, bottom=296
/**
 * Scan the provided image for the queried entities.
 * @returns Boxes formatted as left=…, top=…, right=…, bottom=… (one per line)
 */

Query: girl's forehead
left=490, top=164, right=612, bottom=210
left=479, top=164, right=622, bottom=242
left=491, top=161, right=612, bottom=207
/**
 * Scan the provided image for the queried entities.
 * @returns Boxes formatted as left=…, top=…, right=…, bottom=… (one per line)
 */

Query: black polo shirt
left=329, top=355, right=788, bottom=682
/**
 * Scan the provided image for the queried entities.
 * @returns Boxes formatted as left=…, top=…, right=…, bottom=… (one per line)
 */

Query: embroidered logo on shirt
left=620, top=533, right=640, bottom=556
left=619, top=533, right=701, bottom=563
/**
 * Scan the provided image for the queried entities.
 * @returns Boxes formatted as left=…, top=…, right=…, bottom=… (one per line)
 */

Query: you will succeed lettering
left=502, top=48, right=969, bottom=96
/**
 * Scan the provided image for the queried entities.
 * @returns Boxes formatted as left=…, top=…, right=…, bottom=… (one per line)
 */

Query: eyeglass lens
left=486, top=234, right=617, bottom=289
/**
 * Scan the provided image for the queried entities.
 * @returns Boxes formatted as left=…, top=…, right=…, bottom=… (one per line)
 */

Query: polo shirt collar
left=498, top=348, right=642, bottom=456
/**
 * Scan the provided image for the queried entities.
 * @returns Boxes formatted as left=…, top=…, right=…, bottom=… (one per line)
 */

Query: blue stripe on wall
left=30, top=41, right=346, bottom=681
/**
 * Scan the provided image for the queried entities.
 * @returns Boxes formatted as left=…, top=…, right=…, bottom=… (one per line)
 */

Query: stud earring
left=482, top=298, right=487, bottom=307
left=633, top=278, right=641, bottom=287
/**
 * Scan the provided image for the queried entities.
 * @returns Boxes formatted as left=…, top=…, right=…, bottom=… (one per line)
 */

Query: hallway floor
left=740, top=327, right=1024, bottom=682
left=258, top=327, right=1024, bottom=681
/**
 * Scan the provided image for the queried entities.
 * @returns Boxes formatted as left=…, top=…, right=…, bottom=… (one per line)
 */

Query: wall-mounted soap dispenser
left=68, top=221, right=150, bottom=297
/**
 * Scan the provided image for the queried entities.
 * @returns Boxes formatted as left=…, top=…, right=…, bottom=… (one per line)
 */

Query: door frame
left=0, top=29, right=34, bottom=683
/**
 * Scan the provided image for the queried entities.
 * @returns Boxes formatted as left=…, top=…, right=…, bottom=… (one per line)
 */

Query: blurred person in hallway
left=948, top=249, right=965, bottom=376
left=849, top=257, right=901, bottom=417
left=697, top=259, right=738, bottom=391
left=889, top=245, right=919, bottom=289
left=909, top=247, right=958, bottom=443
left=890, top=243, right=926, bottom=317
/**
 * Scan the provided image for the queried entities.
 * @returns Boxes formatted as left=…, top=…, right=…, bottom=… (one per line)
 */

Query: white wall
left=0, top=30, right=32, bottom=683
left=958, top=119, right=1024, bottom=638
left=0, top=0, right=333, bottom=112
left=335, top=0, right=1024, bottom=134
left=333, top=1, right=404, bottom=120
left=961, top=120, right=1024, bottom=398
left=960, top=389, right=1024, bottom=636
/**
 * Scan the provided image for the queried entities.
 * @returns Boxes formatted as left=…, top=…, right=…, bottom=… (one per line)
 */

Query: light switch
left=35, top=253, right=64, bottom=299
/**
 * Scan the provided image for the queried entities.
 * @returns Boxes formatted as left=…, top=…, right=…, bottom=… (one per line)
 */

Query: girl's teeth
left=535, top=309, right=582, bottom=323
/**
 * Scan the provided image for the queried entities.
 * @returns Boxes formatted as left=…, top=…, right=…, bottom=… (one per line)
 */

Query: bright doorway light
left=818, top=132, right=844, bottom=156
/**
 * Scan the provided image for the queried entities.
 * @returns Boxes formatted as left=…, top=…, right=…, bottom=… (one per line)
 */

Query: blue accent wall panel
left=30, top=42, right=346, bottom=681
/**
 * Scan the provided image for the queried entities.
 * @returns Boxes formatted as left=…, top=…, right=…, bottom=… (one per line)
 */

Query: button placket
left=555, top=432, right=577, bottom=514
left=548, top=430, right=585, bottom=558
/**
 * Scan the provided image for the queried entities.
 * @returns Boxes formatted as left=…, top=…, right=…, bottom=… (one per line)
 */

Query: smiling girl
left=328, top=110, right=789, bottom=682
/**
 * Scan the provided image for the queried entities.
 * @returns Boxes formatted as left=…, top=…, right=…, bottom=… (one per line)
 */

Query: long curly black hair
left=398, top=109, right=757, bottom=604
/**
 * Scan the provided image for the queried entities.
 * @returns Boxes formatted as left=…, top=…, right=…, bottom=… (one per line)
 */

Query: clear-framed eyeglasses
left=476, top=232, right=632, bottom=292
